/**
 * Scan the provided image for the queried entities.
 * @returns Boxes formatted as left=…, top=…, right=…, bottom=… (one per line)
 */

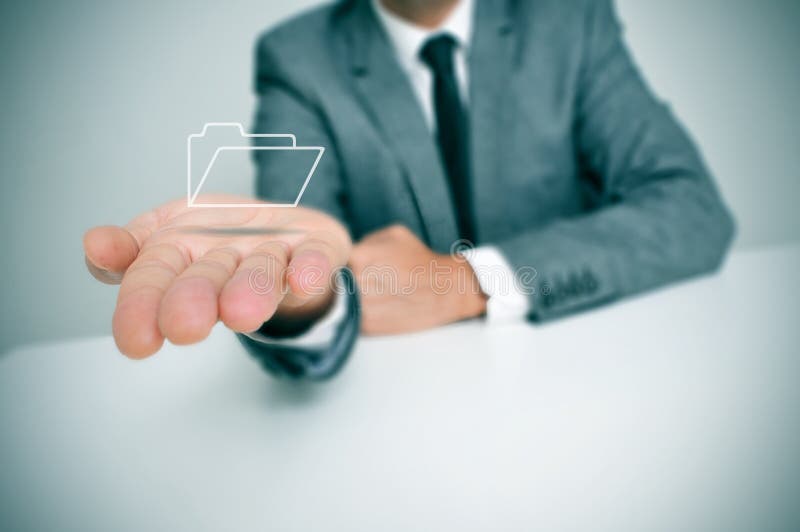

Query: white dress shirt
left=248, top=0, right=529, bottom=347
left=372, top=0, right=530, bottom=323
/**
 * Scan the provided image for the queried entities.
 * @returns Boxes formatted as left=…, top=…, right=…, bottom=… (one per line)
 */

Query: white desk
left=1, top=244, right=799, bottom=531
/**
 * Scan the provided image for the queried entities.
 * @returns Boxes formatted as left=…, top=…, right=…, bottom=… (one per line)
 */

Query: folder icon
left=186, top=122, right=324, bottom=208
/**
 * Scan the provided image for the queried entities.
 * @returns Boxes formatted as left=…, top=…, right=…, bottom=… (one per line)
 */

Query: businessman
left=83, top=0, right=735, bottom=379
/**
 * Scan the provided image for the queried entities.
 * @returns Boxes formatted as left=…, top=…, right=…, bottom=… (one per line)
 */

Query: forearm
left=497, top=175, right=735, bottom=321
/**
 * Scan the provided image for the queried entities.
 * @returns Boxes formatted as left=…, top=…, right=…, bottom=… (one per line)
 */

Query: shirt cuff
left=242, top=290, right=347, bottom=349
left=464, top=245, right=531, bottom=324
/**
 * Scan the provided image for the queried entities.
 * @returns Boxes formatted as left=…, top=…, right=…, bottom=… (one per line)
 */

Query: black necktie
left=420, top=34, right=476, bottom=243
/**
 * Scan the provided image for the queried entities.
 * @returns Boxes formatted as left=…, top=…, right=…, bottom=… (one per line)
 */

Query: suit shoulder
left=513, top=0, right=615, bottom=50
left=255, top=1, right=343, bottom=57
left=517, top=0, right=609, bottom=28
left=529, top=0, right=613, bottom=14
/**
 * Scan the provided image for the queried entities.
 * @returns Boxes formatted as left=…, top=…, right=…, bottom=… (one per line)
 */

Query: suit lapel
left=339, top=0, right=458, bottom=252
left=468, top=0, right=517, bottom=243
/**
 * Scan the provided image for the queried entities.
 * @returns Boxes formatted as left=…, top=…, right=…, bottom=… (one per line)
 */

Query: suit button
left=582, top=270, right=599, bottom=294
left=568, top=272, right=583, bottom=297
left=541, top=282, right=554, bottom=308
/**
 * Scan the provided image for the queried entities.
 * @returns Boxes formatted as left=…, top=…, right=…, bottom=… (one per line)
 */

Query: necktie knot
left=419, top=34, right=458, bottom=75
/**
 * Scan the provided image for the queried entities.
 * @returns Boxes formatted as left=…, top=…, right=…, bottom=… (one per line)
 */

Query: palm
left=84, top=195, right=351, bottom=358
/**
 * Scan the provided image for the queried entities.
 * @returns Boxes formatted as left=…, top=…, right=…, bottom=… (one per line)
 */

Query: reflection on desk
left=1, top=243, right=799, bottom=532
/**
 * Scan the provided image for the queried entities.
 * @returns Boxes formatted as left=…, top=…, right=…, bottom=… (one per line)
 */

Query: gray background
left=1, top=0, right=798, bottom=353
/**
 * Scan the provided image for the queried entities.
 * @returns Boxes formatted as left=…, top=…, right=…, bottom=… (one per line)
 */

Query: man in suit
left=83, top=0, right=735, bottom=379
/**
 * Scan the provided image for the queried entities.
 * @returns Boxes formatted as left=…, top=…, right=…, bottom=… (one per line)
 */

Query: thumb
left=83, top=225, right=141, bottom=284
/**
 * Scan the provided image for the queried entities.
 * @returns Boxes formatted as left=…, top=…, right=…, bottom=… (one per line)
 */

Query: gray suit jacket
left=241, top=0, right=735, bottom=378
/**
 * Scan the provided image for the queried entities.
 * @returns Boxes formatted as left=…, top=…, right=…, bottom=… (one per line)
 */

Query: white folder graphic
left=187, top=122, right=325, bottom=208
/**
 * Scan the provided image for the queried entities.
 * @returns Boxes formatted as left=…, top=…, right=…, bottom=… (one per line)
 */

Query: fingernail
left=85, top=256, right=123, bottom=284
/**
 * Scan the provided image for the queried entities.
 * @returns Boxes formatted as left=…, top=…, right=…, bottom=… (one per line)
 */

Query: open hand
left=84, top=195, right=351, bottom=358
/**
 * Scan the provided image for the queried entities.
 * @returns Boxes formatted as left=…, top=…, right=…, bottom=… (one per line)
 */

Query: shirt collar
left=371, top=0, right=474, bottom=69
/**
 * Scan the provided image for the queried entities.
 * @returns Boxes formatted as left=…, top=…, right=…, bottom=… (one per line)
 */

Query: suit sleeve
left=497, top=0, right=736, bottom=321
left=238, top=35, right=359, bottom=380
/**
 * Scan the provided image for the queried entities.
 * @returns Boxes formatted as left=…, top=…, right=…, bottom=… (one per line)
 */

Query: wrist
left=440, top=254, right=487, bottom=320
left=263, top=286, right=335, bottom=338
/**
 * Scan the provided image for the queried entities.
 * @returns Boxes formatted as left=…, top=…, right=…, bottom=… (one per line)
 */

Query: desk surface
left=1, top=244, right=799, bottom=531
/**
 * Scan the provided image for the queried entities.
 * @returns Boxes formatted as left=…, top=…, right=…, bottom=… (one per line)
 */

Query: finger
left=83, top=210, right=160, bottom=284
left=358, top=224, right=408, bottom=245
left=219, top=242, right=289, bottom=333
left=286, top=234, right=343, bottom=302
left=158, top=247, right=240, bottom=345
left=83, top=226, right=141, bottom=284
left=113, top=243, right=190, bottom=358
